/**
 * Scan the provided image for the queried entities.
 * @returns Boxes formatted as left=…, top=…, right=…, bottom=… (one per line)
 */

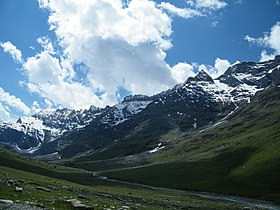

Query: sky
left=0, top=0, right=279, bottom=122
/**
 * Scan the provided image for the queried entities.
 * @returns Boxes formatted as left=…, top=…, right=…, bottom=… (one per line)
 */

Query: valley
left=0, top=147, right=279, bottom=209
left=1, top=57, right=280, bottom=209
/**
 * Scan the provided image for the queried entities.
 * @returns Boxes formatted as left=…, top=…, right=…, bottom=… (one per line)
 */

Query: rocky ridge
left=0, top=56, right=279, bottom=158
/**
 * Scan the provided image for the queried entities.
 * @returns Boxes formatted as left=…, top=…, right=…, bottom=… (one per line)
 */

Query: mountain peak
left=122, top=94, right=151, bottom=103
left=193, top=70, right=214, bottom=83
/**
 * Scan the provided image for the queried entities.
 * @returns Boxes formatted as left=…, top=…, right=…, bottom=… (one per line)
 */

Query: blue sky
left=0, top=0, right=279, bottom=122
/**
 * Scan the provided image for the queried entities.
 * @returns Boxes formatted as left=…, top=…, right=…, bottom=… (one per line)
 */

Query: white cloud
left=31, top=101, right=41, bottom=113
left=214, top=58, right=231, bottom=77
left=35, top=0, right=178, bottom=106
left=0, top=87, right=30, bottom=122
left=194, top=58, right=231, bottom=78
left=198, top=64, right=209, bottom=72
left=0, top=87, right=30, bottom=115
left=211, top=21, right=219, bottom=27
left=158, top=2, right=202, bottom=19
left=45, top=0, right=173, bottom=50
left=245, top=22, right=280, bottom=61
left=259, top=50, right=275, bottom=62
left=171, top=62, right=195, bottom=83
left=235, top=0, right=242, bottom=5
left=23, top=50, right=114, bottom=109
left=0, top=41, right=23, bottom=63
left=186, top=0, right=227, bottom=10
left=37, top=36, right=55, bottom=54
left=0, top=103, right=11, bottom=122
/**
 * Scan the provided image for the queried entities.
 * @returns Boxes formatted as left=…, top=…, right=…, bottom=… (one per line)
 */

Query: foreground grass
left=0, top=149, right=254, bottom=210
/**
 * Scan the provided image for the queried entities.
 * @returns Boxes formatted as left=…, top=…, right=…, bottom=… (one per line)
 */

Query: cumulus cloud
left=0, top=41, right=23, bottom=63
left=194, top=58, right=231, bottom=78
left=245, top=22, right=280, bottom=61
left=34, top=0, right=180, bottom=107
left=158, top=2, right=202, bottom=19
left=0, top=103, right=11, bottom=122
left=37, top=36, right=55, bottom=54
left=0, top=87, right=30, bottom=122
left=23, top=49, right=114, bottom=109
left=214, top=58, right=231, bottom=77
left=0, top=87, right=30, bottom=115
left=171, top=62, right=195, bottom=83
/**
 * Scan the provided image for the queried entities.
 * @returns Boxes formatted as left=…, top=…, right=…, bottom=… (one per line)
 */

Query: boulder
left=0, top=199, right=13, bottom=205
left=15, top=187, right=23, bottom=192
left=66, top=199, right=91, bottom=209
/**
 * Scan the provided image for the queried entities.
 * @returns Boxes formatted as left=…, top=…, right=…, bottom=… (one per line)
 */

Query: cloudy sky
left=0, top=0, right=279, bottom=122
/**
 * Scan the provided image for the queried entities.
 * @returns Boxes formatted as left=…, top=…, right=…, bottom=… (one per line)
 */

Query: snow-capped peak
left=194, top=70, right=214, bottom=83
left=17, top=116, right=47, bottom=131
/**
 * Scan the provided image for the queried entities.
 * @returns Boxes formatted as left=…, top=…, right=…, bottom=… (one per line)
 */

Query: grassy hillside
left=102, top=85, right=280, bottom=203
left=0, top=148, right=257, bottom=209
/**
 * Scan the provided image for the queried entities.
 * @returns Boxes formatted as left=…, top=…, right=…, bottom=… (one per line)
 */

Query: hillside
left=101, top=85, right=280, bottom=202
left=1, top=147, right=270, bottom=210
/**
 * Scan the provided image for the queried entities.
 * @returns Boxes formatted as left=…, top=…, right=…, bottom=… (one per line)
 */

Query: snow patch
left=102, top=100, right=152, bottom=126
left=268, top=65, right=280, bottom=74
left=149, top=143, right=165, bottom=153
left=18, top=116, right=47, bottom=130
left=192, top=118, right=197, bottom=130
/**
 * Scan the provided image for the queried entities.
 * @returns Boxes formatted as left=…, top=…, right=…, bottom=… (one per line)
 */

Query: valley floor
left=1, top=148, right=280, bottom=210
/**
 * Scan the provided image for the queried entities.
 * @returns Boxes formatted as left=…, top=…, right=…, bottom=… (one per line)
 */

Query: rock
left=120, top=206, right=130, bottom=209
left=36, top=186, right=51, bottom=192
left=7, top=179, right=14, bottom=186
left=15, top=187, right=23, bottom=192
left=66, top=199, right=91, bottom=209
left=0, top=199, right=13, bottom=205
left=78, top=195, right=87, bottom=199
left=116, top=197, right=125, bottom=202
left=36, top=203, right=45, bottom=208
left=47, top=185, right=59, bottom=190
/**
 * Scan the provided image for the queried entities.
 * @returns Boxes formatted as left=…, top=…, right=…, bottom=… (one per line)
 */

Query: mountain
left=103, top=84, right=280, bottom=202
left=57, top=56, right=280, bottom=160
left=0, top=106, right=101, bottom=154
left=0, top=56, right=279, bottom=159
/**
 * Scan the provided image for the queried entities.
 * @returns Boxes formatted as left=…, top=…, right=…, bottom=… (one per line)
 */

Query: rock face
left=0, top=56, right=280, bottom=158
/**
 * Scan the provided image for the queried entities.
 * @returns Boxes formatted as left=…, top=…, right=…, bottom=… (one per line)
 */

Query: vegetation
left=0, top=148, right=254, bottom=209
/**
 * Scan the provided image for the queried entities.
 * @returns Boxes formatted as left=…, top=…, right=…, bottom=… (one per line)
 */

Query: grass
left=0, top=148, right=254, bottom=209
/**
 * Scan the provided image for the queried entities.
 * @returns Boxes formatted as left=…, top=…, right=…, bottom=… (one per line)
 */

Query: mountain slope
left=0, top=56, right=279, bottom=159
left=58, top=56, right=280, bottom=160
left=1, top=147, right=262, bottom=210
left=102, top=85, right=280, bottom=202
